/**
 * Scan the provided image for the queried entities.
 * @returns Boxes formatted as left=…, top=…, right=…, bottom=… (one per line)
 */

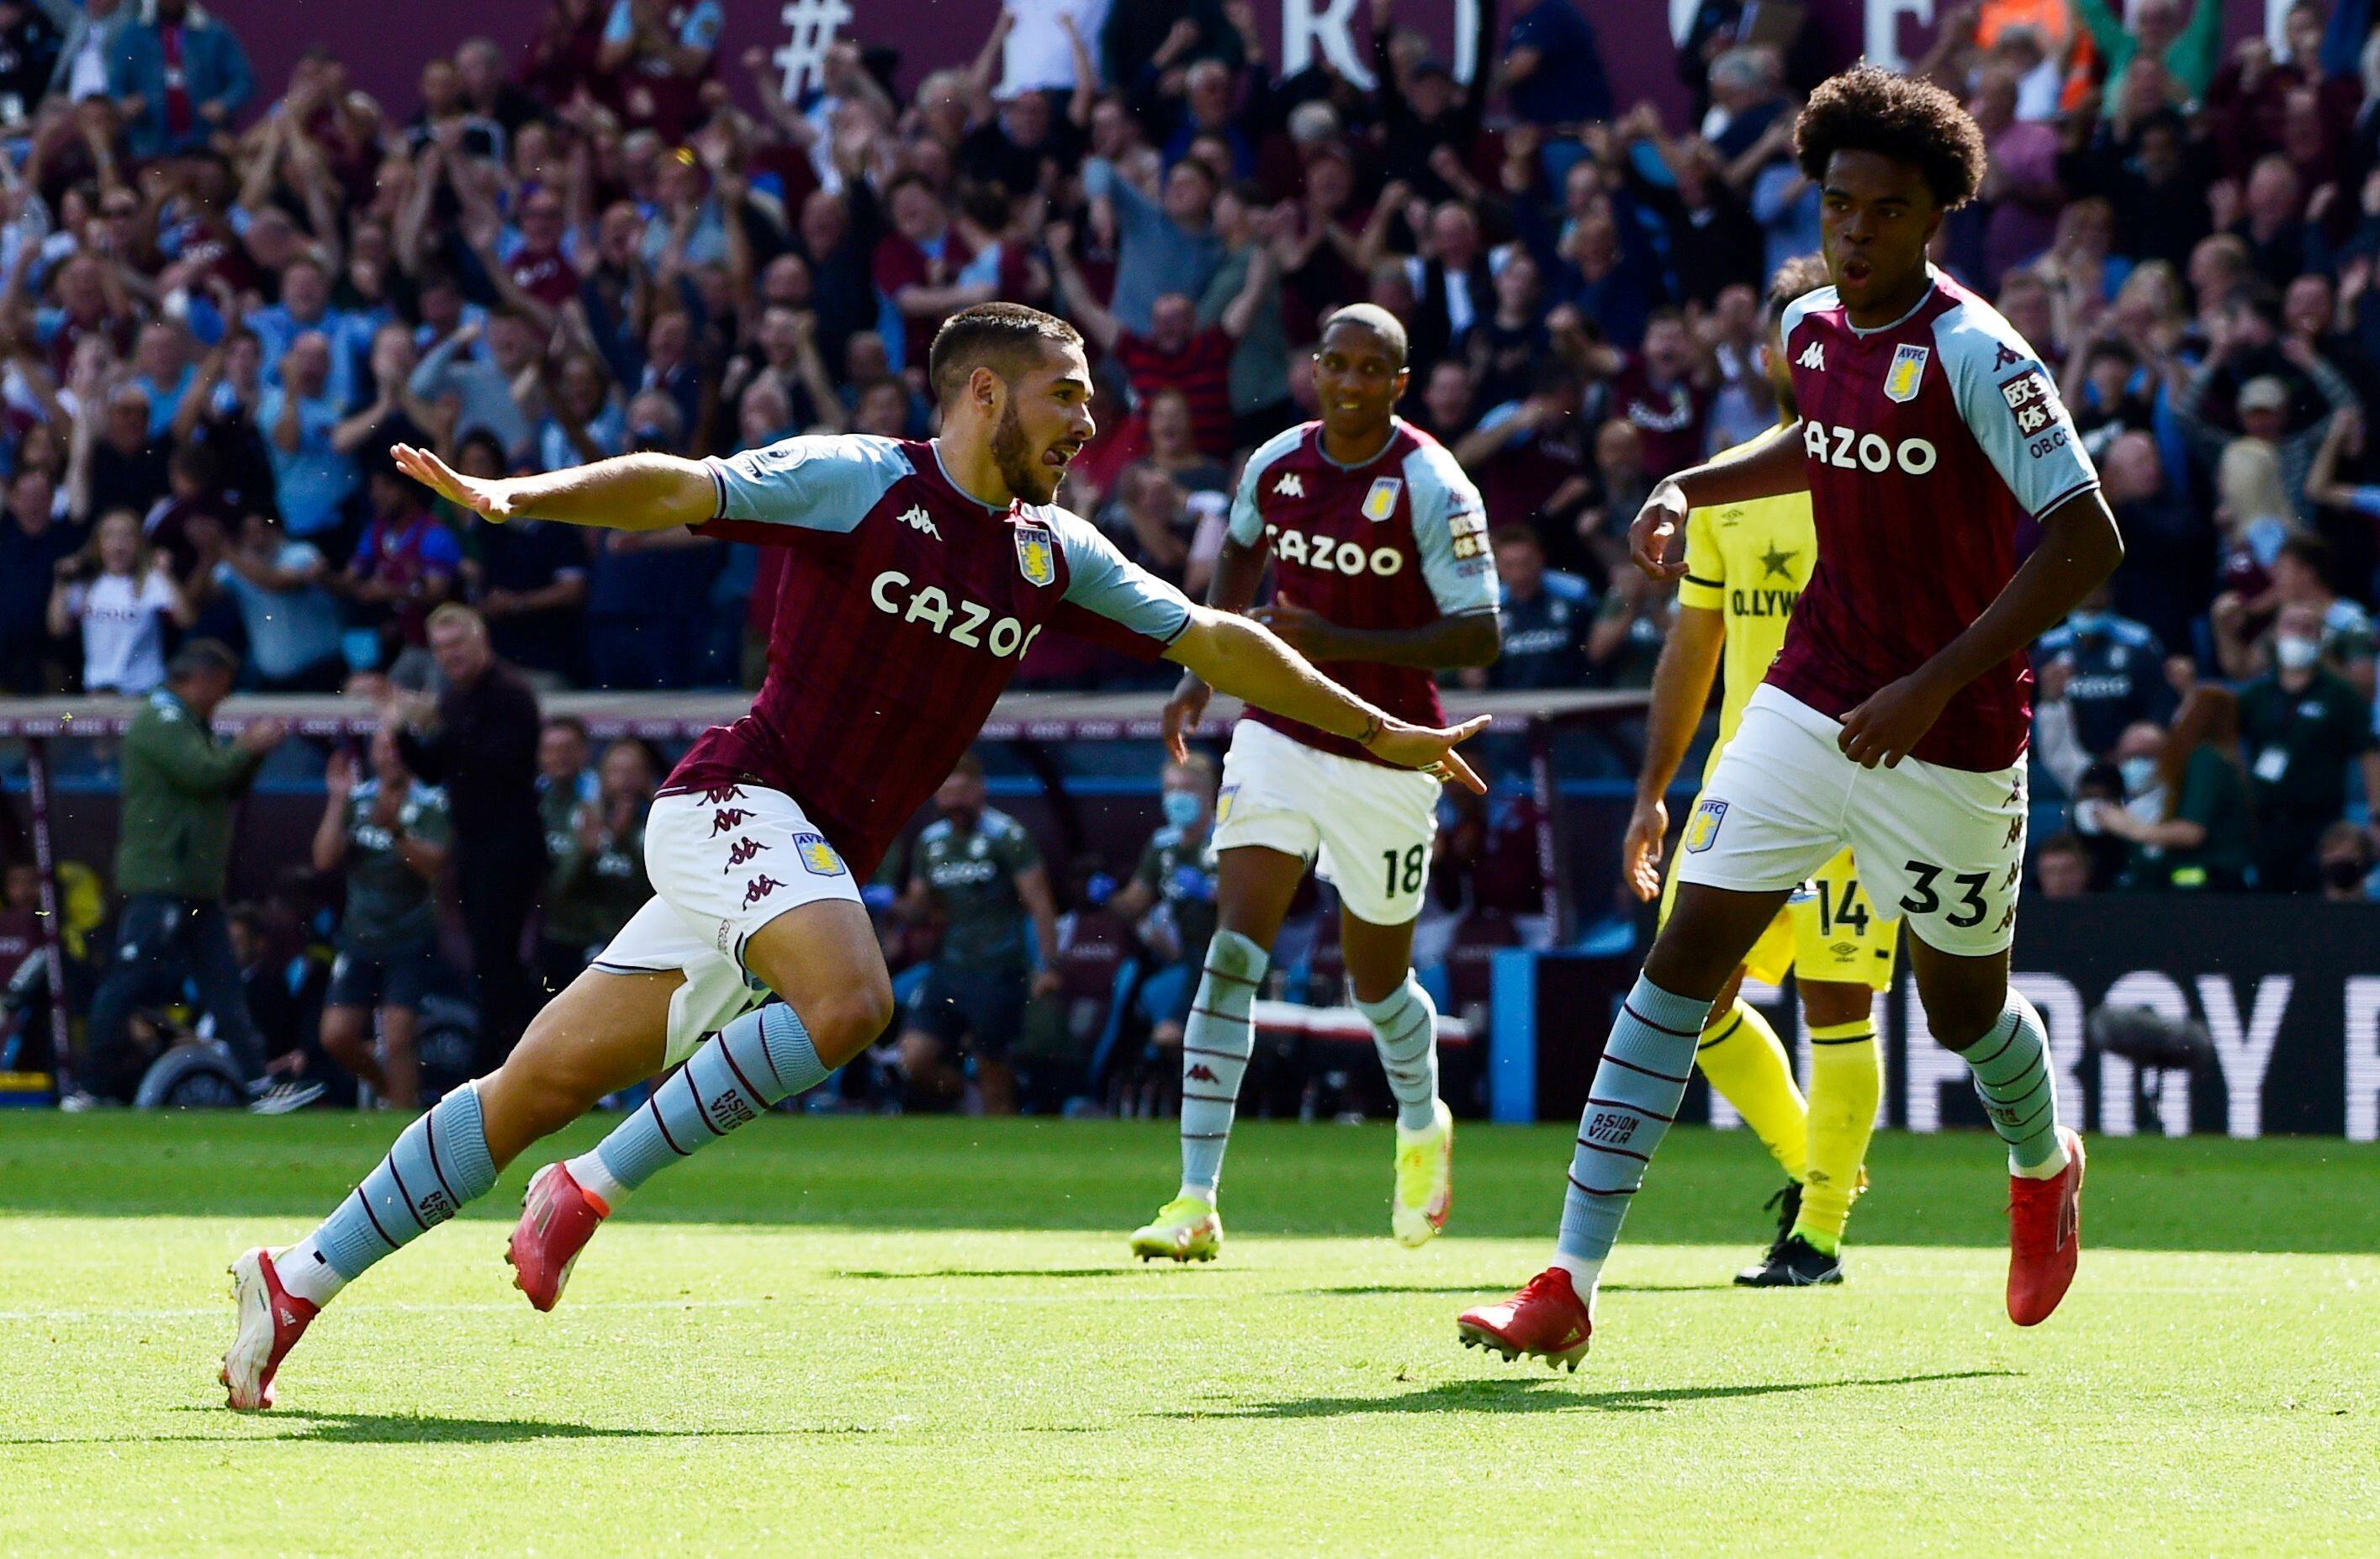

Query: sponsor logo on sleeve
left=1447, top=501, right=1489, bottom=563
left=1013, top=526, right=1056, bottom=588
left=1884, top=342, right=1929, bottom=403
left=1999, top=369, right=2070, bottom=448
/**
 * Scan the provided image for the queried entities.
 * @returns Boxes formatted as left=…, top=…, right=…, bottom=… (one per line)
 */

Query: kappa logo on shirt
left=1796, top=341, right=1826, bottom=372
left=900, top=505, right=941, bottom=540
left=1274, top=472, right=1305, bottom=498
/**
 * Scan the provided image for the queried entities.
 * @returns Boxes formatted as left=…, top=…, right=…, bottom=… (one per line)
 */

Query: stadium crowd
left=6, top=0, right=2380, bottom=1107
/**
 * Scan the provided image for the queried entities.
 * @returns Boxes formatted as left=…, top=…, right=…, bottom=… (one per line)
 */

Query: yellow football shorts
left=1658, top=818, right=1898, bottom=992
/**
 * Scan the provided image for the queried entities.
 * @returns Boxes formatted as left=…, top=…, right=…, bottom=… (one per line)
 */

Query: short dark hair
left=1489, top=524, right=1543, bottom=552
left=2277, top=534, right=2333, bottom=581
left=167, top=638, right=240, bottom=682
left=1795, top=64, right=1986, bottom=210
left=542, top=714, right=589, bottom=743
left=1320, top=304, right=1409, bottom=369
left=927, top=303, right=1082, bottom=404
left=1766, top=253, right=1832, bottom=313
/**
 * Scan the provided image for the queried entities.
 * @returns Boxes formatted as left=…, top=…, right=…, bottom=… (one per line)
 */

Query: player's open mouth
left=1840, top=259, right=1872, bottom=283
left=1045, top=445, right=1080, bottom=468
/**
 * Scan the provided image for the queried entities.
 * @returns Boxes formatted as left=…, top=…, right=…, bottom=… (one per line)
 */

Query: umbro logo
left=1796, top=341, right=1826, bottom=371
left=901, top=505, right=940, bottom=539
left=1274, top=472, right=1304, bottom=498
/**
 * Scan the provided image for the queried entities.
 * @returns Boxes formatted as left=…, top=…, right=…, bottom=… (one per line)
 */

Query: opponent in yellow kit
left=1621, top=256, right=1894, bottom=1286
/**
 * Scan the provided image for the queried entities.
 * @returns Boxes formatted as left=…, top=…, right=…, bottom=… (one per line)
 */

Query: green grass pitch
left=2, top=1112, right=2374, bottom=1556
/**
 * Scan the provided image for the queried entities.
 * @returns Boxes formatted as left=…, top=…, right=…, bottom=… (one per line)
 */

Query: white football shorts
left=1675, top=684, right=2028, bottom=958
left=1213, top=719, right=1444, bottom=927
left=593, top=783, right=862, bottom=1067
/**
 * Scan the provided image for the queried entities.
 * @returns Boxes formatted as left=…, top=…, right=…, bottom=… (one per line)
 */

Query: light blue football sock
left=1177, top=930, right=1268, bottom=1200
left=286, top=1083, right=500, bottom=1302
left=1552, top=975, right=1711, bottom=1289
left=1958, top=990, right=2069, bottom=1176
left=576, top=1001, right=828, bottom=1199
left=1355, top=975, right=1441, bottom=1132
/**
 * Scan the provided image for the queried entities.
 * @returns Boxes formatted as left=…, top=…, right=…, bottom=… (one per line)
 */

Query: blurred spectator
left=1106, top=752, right=1220, bottom=1054
left=2238, top=600, right=2380, bottom=891
left=537, top=734, right=656, bottom=996
left=201, top=512, right=347, bottom=692
left=2317, top=818, right=2377, bottom=901
left=2073, top=0, right=2224, bottom=118
left=313, top=726, right=451, bottom=1109
left=451, top=431, right=590, bottom=683
left=82, top=640, right=293, bottom=1106
left=2034, top=833, right=2093, bottom=899
left=2213, top=535, right=2377, bottom=700
left=117, top=0, right=254, bottom=160
left=1600, top=309, right=1713, bottom=485
left=0, top=468, right=82, bottom=693
left=893, top=754, right=1061, bottom=1116
left=2086, top=685, right=2254, bottom=890
left=389, top=605, right=542, bottom=1067
left=1500, top=0, right=1610, bottom=129
left=1082, top=151, right=1224, bottom=336
left=1481, top=525, right=1590, bottom=690
left=1050, top=217, right=1267, bottom=459
left=1586, top=562, right=1675, bottom=688
left=342, top=464, right=463, bottom=677
left=2034, top=587, right=2176, bottom=762
left=259, top=332, right=359, bottom=542
left=46, top=509, right=196, bottom=695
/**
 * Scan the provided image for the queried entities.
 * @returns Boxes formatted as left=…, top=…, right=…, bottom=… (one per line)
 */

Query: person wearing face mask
left=2315, top=822, right=2376, bottom=901
left=891, top=753, right=1064, bottom=1115
left=2086, top=688, right=2253, bottom=891
left=2034, top=586, right=2174, bottom=764
left=1107, top=754, right=1223, bottom=1060
left=2238, top=601, right=2380, bottom=892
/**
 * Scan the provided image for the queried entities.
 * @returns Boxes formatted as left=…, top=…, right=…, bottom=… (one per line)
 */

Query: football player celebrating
left=1129, top=306, right=1500, bottom=1263
left=219, top=303, right=1489, bottom=1409
left=1460, top=66, right=2117, bottom=1371
left=1626, top=254, right=1897, bottom=1289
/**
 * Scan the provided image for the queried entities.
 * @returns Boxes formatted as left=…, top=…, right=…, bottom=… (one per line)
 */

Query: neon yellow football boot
left=1129, top=1195, right=1222, bottom=1262
left=1392, top=1100, right=1454, bottom=1247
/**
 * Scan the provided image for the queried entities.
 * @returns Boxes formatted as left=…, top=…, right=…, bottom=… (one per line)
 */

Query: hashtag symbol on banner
left=773, top=0, right=854, bottom=101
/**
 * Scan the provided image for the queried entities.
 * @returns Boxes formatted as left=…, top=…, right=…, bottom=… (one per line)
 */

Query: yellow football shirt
left=1676, top=443, right=1817, bottom=785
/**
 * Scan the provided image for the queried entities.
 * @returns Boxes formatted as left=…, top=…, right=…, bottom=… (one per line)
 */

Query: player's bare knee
left=1800, top=980, right=1874, bottom=1031
left=803, top=980, right=895, bottom=1069
left=1701, top=968, right=1751, bottom=1031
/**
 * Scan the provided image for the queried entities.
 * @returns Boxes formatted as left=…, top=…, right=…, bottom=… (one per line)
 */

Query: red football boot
left=221, top=1247, right=319, bottom=1411
left=506, top=1162, right=609, bottom=1313
left=2007, top=1128, right=2086, bottom=1326
left=1457, top=1267, right=1595, bottom=1371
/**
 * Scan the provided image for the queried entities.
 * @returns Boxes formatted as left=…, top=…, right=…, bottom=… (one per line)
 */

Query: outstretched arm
left=1626, top=423, right=1808, bottom=579
left=391, top=443, right=714, bottom=531
left=1163, top=605, right=1489, bottom=789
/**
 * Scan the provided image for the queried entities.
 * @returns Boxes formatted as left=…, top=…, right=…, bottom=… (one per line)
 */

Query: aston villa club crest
left=1884, top=343, right=1930, bottom=404
left=1684, top=796, right=1728, bottom=853
left=791, top=832, right=846, bottom=876
left=1361, top=477, right=1403, bottom=522
left=1014, top=526, right=1056, bottom=587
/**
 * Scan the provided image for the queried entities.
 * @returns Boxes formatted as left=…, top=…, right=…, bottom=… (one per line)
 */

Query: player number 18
left=1382, top=843, right=1426, bottom=898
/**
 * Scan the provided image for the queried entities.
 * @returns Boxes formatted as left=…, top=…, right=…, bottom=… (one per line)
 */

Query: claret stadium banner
left=208, top=1, right=2275, bottom=144
left=1506, top=899, right=2380, bottom=1140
